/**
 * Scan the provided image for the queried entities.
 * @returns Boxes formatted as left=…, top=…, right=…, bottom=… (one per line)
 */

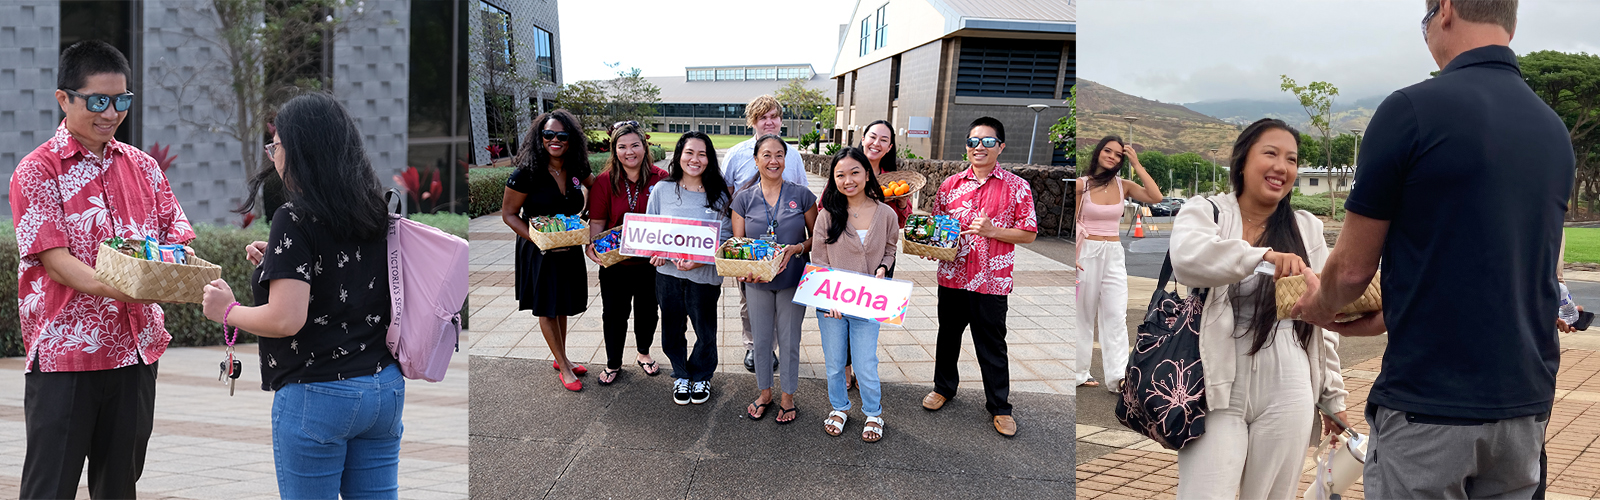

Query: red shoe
left=559, top=373, right=583, bottom=392
left=553, top=360, right=587, bottom=376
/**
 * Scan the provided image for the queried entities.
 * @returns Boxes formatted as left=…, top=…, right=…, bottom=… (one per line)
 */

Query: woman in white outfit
left=1169, top=118, right=1348, bottom=499
left=1074, top=136, right=1162, bottom=391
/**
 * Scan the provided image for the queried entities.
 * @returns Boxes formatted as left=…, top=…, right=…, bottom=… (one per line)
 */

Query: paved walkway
left=0, top=344, right=468, bottom=499
left=1074, top=273, right=1600, bottom=499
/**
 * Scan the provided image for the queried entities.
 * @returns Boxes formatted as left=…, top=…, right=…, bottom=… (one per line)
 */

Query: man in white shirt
left=723, top=95, right=808, bottom=371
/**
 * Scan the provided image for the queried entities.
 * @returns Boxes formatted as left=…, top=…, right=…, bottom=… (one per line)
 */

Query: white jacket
left=1169, top=193, right=1348, bottom=439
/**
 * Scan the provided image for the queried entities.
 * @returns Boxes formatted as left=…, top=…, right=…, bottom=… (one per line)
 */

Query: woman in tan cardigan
left=812, top=147, right=899, bottom=442
left=1168, top=119, right=1347, bottom=498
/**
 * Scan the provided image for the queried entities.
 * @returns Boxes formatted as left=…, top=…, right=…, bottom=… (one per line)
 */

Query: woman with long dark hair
left=812, top=147, right=897, bottom=442
left=201, top=92, right=402, bottom=497
left=646, top=131, right=733, bottom=405
left=732, top=134, right=817, bottom=424
left=859, top=120, right=913, bottom=226
left=1168, top=118, right=1346, bottom=498
left=584, top=124, right=667, bottom=385
left=501, top=109, right=593, bottom=392
left=1072, top=135, right=1163, bottom=391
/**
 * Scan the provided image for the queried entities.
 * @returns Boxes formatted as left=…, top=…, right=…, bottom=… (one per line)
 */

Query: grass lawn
left=645, top=133, right=754, bottom=150
left=1567, top=227, right=1600, bottom=263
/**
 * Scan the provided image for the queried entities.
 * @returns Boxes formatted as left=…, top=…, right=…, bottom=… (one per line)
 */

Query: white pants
left=1074, top=238, right=1128, bottom=389
left=1176, top=321, right=1314, bottom=499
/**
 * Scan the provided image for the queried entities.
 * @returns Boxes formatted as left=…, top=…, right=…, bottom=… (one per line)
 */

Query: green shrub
left=408, top=213, right=468, bottom=239
left=1290, top=195, right=1345, bottom=218
left=469, top=167, right=514, bottom=218
left=0, top=222, right=18, bottom=357
left=163, top=223, right=272, bottom=348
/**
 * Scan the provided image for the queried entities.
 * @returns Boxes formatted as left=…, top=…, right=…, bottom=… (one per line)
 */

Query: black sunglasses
left=61, top=89, right=134, bottom=113
left=1421, top=2, right=1440, bottom=40
left=966, top=137, right=1001, bottom=148
left=540, top=130, right=571, bottom=142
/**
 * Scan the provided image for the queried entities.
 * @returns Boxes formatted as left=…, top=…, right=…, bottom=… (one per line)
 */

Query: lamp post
left=1122, top=116, right=1139, bottom=179
left=1210, top=148, right=1220, bottom=194
left=1349, top=127, right=1363, bottom=183
left=1027, top=104, right=1050, bottom=164
left=1192, top=161, right=1200, bottom=196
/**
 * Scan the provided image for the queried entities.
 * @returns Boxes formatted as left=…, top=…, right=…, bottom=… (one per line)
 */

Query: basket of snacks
left=93, top=236, right=222, bottom=304
left=1274, top=272, right=1382, bottom=322
left=527, top=215, right=587, bottom=251
left=715, top=237, right=786, bottom=281
left=592, top=226, right=627, bottom=267
left=901, top=214, right=960, bottom=262
left=877, top=170, right=926, bottom=200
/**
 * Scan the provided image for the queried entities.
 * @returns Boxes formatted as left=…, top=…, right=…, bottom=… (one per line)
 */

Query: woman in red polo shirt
left=585, top=124, right=669, bottom=385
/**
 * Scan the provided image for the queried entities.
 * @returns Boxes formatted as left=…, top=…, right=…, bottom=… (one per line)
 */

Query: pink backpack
left=384, top=216, right=469, bottom=382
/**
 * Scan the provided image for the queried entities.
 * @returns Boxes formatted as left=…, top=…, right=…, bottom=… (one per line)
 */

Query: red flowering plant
left=486, top=144, right=505, bottom=159
left=393, top=166, right=444, bottom=213
left=146, top=142, right=177, bottom=173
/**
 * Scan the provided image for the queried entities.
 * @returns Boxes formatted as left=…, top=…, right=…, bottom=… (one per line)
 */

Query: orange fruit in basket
left=893, top=184, right=911, bottom=196
left=881, top=186, right=893, bottom=196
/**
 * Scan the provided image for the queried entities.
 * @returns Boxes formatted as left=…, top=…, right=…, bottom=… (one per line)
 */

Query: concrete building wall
left=141, top=0, right=250, bottom=226
left=887, top=40, right=941, bottom=159
left=334, top=0, right=409, bottom=179
left=942, top=99, right=1070, bottom=165
left=850, top=58, right=894, bottom=133
left=833, top=0, right=947, bottom=76
left=469, top=0, right=561, bottom=165
left=0, top=0, right=61, bottom=210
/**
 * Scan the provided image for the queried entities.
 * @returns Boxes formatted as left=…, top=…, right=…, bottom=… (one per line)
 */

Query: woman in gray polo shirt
left=646, top=132, right=734, bottom=405
left=733, top=134, right=818, bottom=424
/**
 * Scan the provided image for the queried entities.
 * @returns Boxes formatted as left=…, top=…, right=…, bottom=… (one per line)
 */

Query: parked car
left=1149, top=197, right=1185, bottom=217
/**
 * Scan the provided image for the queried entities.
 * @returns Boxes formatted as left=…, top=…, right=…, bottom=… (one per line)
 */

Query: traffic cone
left=1133, top=213, right=1146, bottom=238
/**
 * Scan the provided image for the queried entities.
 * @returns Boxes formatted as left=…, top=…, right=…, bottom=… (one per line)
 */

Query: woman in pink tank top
left=1074, top=135, right=1164, bottom=391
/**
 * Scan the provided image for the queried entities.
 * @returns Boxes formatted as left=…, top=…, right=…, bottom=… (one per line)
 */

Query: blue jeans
left=272, top=363, right=405, bottom=499
left=816, top=310, right=882, bottom=416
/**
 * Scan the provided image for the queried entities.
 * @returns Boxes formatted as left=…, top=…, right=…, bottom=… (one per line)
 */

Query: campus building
left=642, top=64, right=834, bottom=139
left=832, top=0, right=1076, bottom=165
left=0, top=0, right=557, bottom=223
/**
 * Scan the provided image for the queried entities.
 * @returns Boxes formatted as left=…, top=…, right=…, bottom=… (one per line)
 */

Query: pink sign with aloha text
left=792, top=264, right=914, bottom=326
left=619, top=213, right=721, bottom=264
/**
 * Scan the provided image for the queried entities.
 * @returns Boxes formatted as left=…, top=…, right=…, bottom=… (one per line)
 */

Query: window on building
left=860, top=17, right=871, bottom=56
left=698, top=124, right=722, bottom=135
left=1294, top=178, right=1300, bottom=187
left=778, top=67, right=807, bottom=80
left=781, top=126, right=789, bottom=137
left=1309, top=178, right=1319, bottom=186
left=1339, top=178, right=1347, bottom=187
left=748, top=67, right=776, bottom=80
left=687, top=69, right=714, bottom=81
left=533, top=26, right=555, bottom=82
left=875, top=5, right=888, bottom=50
left=955, top=38, right=1064, bottom=98
left=716, top=68, right=743, bottom=80
left=729, top=125, right=752, bottom=136
left=479, top=2, right=514, bottom=73
left=669, top=123, right=690, bottom=133
left=890, top=55, right=901, bottom=100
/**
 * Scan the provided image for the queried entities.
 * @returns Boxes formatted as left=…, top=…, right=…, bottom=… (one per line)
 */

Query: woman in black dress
left=501, top=109, right=593, bottom=392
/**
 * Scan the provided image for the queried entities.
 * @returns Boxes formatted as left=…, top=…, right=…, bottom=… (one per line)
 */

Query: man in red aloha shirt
left=919, top=116, right=1038, bottom=438
left=10, top=40, right=194, bottom=499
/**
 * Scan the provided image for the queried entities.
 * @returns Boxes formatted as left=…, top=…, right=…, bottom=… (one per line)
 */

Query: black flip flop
left=597, top=368, right=621, bottom=386
left=638, top=360, right=660, bottom=376
left=747, top=400, right=774, bottom=420
left=775, top=405, right=798, bottom=425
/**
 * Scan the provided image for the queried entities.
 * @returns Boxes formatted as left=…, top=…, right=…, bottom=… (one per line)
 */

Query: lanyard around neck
left=762, top=182, right=784, bottom=238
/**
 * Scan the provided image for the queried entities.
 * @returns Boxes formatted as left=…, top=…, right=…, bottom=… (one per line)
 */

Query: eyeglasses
left=540, top=130, right=571, bottom=142
left=966, top=137, right=1001, bottom=148
left=612, top=120, right=641, bottom=132
left=263, top=141, right=280, bottom=157
left=60, top=89, right=134, bottom=113
left=1421, top=2, right=1440, bottom=40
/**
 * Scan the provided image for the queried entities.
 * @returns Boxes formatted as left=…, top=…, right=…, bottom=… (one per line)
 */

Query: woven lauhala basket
left=526, top=223, right=588, bottom=251
left=593, top=227, right=627, bottom=268
left=878, top=170, right=927, bottom=200
left=900, top=232, right=957, bottom=262
left=1275, top=272, right=1382, bottom=321
left=715, top=255, right=783, bottom=281
left=93, top=244, right=222, bottom=304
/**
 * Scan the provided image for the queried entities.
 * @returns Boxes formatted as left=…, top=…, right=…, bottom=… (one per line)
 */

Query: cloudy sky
left=1080, top=0, right=1600, bottom=104
left=557, top=0, right=856, bottom=81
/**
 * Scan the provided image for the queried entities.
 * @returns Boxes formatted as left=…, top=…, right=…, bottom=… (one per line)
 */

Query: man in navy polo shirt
left=1293, top=0, right=1572, bottom=497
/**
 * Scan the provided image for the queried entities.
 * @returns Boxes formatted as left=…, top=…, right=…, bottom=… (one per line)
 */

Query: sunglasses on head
left=540, top=130, right=571, bottom=142
left=612, top=120, right=641, bottom=132
left=966, top=136, right=1001, bottom=148
left=61, top=89, right=134, bottom=113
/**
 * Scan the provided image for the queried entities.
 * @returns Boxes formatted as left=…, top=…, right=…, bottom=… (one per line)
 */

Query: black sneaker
left=690, top=381, right=711, bottom=404
left=744, top=350, right=755, bottom=372
left=673, top=379, right=691, bottom=405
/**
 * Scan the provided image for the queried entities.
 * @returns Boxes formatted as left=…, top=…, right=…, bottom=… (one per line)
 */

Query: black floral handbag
left=1114, top=200, right=1217, bottom=450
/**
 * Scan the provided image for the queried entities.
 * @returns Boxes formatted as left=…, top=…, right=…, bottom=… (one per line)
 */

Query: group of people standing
left=1077, top=1, right=1577, bottom=498
left=500, top=95, right=1038, bottom=439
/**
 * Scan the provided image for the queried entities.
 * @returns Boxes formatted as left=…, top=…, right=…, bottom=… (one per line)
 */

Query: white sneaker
left=690, top=381, right=711, bottom=404
left=673, top=378, right=691, bottom=405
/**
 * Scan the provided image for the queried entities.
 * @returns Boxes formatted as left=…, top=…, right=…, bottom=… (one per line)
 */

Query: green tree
left=469, top=4, right=551, bottom=162
left=1282, top=75, right=1342, bottom=215
left=555, top=80, right=610, bottom=134
left=774, top=77, right=834, bottom=130
left=1050, top=85, right=1077, bottom=165
left=1522, top=50, right=1600, bottom=218
left=606, top=67, right=662, bottom=130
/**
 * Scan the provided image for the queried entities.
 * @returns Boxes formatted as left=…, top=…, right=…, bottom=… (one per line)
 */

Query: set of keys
left=219, top=346, right=242, bottom=396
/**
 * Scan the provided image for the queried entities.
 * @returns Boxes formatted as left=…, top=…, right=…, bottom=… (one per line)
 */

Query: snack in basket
left=901, top=214, right=961, bottom=261
left=530, top=214, right=584, bottom=233
left=715, top=237, right=786, bottom=280
left=593, top=228, right=622, bottom=254
left=95, top=236, right=221, bottom=304
left=525, top=214, right=588, bottom=250
left=1274, top=272, right=1382, bottom=322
